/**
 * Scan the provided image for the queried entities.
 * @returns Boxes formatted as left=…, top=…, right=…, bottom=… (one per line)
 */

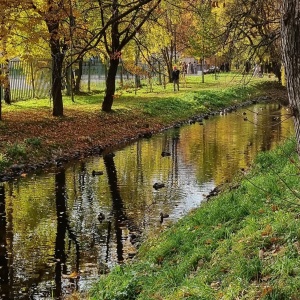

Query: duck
left=97, top=212, right=105, bottom=222
left=129, top=233, right=138, bottom=244
left=160, top=212, right=169, bottom=223
left=161, top=151, right=171, bottom=157
left=92, top=170, right=104, bottom=176
left=153, top=182, right=165, bottom=190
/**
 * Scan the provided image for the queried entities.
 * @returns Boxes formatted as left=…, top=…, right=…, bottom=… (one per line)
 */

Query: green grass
left=25, top=137, right=42, bottom=147
left=6, top=142, right=28, bottom=160
left=4, top=72, right=276, bottom=115
left=89, top=137, right=300, bottom=300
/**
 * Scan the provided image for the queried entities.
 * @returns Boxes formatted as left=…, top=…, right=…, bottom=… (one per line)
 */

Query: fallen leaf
left=62, top=271, right=80, bottom=279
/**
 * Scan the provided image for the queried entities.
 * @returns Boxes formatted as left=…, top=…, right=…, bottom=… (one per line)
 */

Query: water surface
left=0, top=103, right=294, bottom=299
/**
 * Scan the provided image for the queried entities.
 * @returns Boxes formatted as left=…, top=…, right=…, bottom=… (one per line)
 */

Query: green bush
left=6, top=143, right=27, bottom=160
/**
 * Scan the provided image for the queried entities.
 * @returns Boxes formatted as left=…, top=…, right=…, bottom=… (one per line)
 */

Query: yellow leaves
left=77, top=136, right=92, bottom=143
left=261, top=224, right=272, bottom=237
left=269, top=237, right=280, bottom=244
left=293, top=241, right=300, bottom=254
left=271, top=204, right=279, bottom=211
left=261, top=285, right=273, bottom=297
left=261, top=224, right=273, bottom=237
left=62, top=271, right=80, bottom=279
left=123, top=61, right=149, bottom=77
left=210, top=280, right=221, bottom=290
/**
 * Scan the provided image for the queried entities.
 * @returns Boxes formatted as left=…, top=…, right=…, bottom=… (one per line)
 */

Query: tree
left=6, top=0, right=162, bottom=115
left=281, top=0, right=300, bottom=155
left=0, top=1, right=25, bottom=107
left=98, top=0, right=162, bottom=112
left=26, top=1, right=74, bottom=117
left=220, top=0, right=282, bottom=72
left=24, top=0, right=105, bottom=116
left=188, top=1, right=221, bottom=83
left=159, top=5, right=181, bottom=83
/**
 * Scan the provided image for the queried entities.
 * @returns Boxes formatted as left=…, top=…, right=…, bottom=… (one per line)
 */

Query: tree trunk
left=50, top=44, right=64, bottom=117
left=47, top=17, right=64, bottom=117
left=74, top=58, right=83, bottom=94
left=281, top=0, right=300, bottom=154
left=3, top=61, right=10, bottom=105
left=102, top=58, right=120, bottom=112
left=65, top=65, right=72, bottom=96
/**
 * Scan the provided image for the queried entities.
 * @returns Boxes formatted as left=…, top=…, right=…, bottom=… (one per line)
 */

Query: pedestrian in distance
left=172, top=66, right=180, bottom=92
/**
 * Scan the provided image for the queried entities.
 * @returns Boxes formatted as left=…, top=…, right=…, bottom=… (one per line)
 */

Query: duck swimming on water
left=98, top=212, right=105, bottom=222
left=161, top=151, right=171, bottom=157
left=153, top=182, right=165, bottom=189
left=92, top=170, right=104, bottom=176
left=160, top=212, right=169, bottom=223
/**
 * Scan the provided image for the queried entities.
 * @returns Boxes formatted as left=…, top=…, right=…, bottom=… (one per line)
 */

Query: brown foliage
left=0, top=107, right=163, bottom=173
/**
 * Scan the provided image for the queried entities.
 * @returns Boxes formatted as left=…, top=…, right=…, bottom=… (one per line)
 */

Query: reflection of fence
left=0, top=58, right=165, bottom=101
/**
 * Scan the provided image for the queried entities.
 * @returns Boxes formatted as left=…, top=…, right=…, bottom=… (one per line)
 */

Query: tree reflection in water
left=104, top=153, right=141, bottom=263
left=54, top=170, right=80, bottom=299
left=0, top=186, right=9, bottom=299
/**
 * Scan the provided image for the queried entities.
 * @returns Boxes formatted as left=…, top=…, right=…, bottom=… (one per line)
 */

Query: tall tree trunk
left=3, top=61, right=10, bottom=105
left=50, top=42, right=64, bottom=117
left=102, top=58, right=120, bottom=112
left=47, top=17, right=64, bottom=117
left=281, top=0, right=300, bottom=154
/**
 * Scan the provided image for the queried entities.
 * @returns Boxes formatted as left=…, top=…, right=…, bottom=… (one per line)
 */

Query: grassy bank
left=0, top=74, right=286, bottom=176
left=89, top=137, right=300, bottom=300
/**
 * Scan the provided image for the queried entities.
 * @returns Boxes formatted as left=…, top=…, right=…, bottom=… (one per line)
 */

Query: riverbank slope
left=89, top=137, right=300, bottom=300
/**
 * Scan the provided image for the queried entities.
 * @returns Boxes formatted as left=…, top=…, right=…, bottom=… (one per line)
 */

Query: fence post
left=158, top=60, right=162, bottom=85
left=120, top=60, right=123, bottom=86
left=30, top=62, right=35, bottom=98
left=88, top=60, right=91, bottom=92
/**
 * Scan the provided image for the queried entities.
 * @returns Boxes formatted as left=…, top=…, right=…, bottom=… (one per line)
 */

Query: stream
left=0, top=102, right=294, bottom=299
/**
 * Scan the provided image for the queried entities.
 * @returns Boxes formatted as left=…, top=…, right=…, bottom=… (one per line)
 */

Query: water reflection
left=0, top=186, right=9, bottom=298
left=54, top=170, right=80, bottom=298
left=0, top=103, right=294, bottom=299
